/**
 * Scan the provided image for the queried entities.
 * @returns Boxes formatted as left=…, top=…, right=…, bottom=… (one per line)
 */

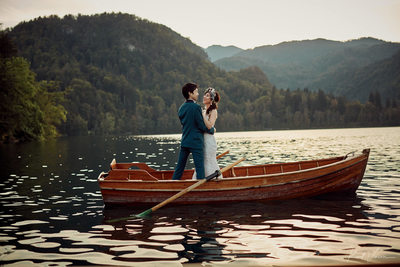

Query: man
left=172, top=83, right=215, bottom=180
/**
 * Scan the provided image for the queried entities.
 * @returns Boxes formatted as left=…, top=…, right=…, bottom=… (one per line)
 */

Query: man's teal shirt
left=178, top=100, right=214, bottom=150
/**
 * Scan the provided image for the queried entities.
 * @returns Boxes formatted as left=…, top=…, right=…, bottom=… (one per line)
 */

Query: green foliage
left=1, top=28, right=66, bottom=142
left=5, top=13, right=400, bottom=138
left=0, top=56, right=66, bottom=142
left=36, top=80, right=67, bottom=137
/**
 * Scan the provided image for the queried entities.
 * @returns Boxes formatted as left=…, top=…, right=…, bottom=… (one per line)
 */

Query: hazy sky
left=1, top=0, right=399, bottom=49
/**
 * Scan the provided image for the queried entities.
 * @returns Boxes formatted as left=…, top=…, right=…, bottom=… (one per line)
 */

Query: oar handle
left=216, top=150, right=229, bottom=159
left=206, top=170, right=220, bottom=181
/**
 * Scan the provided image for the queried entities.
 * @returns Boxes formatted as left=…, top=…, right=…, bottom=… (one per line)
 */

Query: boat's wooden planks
left=99, top=149, right=370, bottom=205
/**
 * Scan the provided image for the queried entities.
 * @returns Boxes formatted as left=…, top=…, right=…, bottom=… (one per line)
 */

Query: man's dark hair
left=182, top=83, right=198, bottom=99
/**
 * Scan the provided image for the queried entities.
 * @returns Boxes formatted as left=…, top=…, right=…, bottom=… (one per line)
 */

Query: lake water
left=0, top=127, right=399, bottom=266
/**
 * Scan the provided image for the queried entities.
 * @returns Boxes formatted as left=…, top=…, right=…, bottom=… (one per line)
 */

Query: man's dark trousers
left=172, top=146, right=204, bottom=180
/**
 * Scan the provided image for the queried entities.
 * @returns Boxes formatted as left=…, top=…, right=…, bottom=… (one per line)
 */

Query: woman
left=193, top=87, right=223, bottom=179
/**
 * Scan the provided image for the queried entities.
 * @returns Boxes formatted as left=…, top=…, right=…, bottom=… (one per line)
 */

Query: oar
left=190, top=150, right=228, bottom=174
left=216, top=150, right=229, bottom=159
left=107, top=157, right=245, bottom=223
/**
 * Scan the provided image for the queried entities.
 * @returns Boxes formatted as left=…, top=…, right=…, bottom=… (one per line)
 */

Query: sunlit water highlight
left=0, top=127, right=399, bottom=266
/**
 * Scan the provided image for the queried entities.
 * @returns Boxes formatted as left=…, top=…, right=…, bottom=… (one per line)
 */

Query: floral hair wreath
left=206, top=87, right=216, bottom=101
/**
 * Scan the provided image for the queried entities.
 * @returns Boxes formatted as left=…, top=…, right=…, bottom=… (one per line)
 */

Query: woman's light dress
left=193, top=111, right=223, bottom=179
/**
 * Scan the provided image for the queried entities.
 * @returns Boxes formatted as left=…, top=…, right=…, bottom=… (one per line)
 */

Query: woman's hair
left=205, top=87, right=220, bottom=115
left=182, top=82, right=198, bottom=99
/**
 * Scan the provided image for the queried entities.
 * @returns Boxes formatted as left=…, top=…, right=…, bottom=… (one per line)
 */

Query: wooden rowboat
left=98, top=149, right=370, bottom=205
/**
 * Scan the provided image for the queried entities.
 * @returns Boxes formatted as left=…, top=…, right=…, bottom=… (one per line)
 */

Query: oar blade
left=136, top=208, right=153, bottom=218
left=106, top=215, right=137, bottom=223
left=106, top=208, right=152, bottom=223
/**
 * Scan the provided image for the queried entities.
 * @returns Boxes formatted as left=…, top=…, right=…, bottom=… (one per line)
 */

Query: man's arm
left=194, top=105, right=214, bottom=134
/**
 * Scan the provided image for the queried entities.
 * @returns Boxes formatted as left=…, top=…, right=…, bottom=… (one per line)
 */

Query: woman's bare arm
left=203, top=109, right=217, bottom=129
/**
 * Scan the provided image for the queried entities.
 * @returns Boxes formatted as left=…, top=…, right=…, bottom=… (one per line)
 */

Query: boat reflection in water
left=103, top=193, right=371, bottom=264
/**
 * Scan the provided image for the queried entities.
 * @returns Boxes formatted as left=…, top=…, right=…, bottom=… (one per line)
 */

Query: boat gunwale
left=99, top=156, right=345, bottom=181
left=99, top=151, right=369, bottom=192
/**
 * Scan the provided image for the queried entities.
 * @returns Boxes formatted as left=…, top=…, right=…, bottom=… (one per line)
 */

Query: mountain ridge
left=204, top=45, right=243, bottom=62
left=209, top=37, right=400, bottom=101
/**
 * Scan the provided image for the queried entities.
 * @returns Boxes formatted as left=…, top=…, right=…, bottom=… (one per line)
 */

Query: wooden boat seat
left=107, top=169, right=158, bottom=181
left=110, top=159, right=156, bottom=172
left=149, top=170, right=174, bottom=180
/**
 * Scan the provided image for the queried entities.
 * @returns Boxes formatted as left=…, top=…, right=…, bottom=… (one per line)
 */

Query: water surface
left=0, top=127, right=399, bottom=266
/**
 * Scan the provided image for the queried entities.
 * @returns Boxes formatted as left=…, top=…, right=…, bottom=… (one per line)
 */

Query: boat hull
left=98, top=149, right=369, bottom=205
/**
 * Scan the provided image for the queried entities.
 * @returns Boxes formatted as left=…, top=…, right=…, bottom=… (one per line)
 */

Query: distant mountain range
left=205, top=38, right=400, bottom=102
left=205, top=45, right=243, bottom=62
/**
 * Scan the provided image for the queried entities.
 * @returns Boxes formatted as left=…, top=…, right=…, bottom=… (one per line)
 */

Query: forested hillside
left=2, top=13, right=399, bottom=141
left=7, top=13, right=274, bottom=136
left=213, top=38, right=400, bottom=102
left=321, top=50, right=400, bottom=101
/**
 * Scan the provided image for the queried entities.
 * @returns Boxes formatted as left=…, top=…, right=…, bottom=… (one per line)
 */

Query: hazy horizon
left=1, top=0, right=399, bottom=49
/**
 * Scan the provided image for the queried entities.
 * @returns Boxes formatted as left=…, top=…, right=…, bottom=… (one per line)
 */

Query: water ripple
left=0, top=128, right=399, bottom=265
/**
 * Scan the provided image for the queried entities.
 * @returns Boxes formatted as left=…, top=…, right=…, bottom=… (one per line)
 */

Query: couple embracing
left=172, top=82, right=223, bottom=180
